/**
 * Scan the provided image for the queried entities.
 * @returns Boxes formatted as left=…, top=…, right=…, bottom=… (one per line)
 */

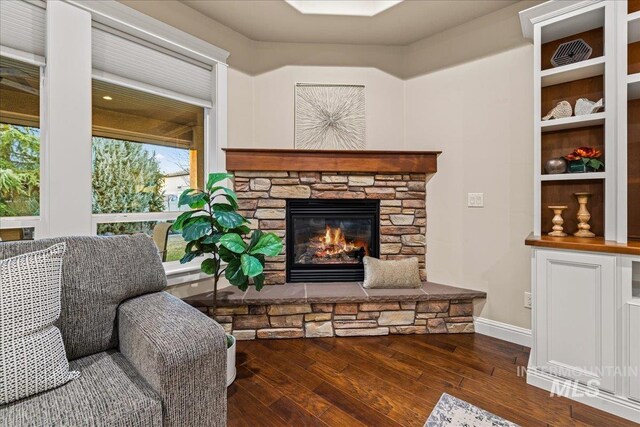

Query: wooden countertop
left=525, top=233, right=640, bottom=256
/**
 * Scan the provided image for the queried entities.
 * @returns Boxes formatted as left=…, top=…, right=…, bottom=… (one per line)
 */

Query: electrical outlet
left=467, top=193, right=484, bottom=207
left=524, top=292, right=532, bottom=309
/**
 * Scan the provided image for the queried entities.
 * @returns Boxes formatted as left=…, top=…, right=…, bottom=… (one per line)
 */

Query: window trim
left=91, top=212, right=181, bottom=226
left=0, top=216, right=40, bottom=231
left=163, top=260, right=203, bottom=278
left=0, top=58, right=47, bottom=238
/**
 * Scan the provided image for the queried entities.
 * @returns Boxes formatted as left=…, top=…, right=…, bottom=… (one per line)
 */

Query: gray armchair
left=0, top=234, right=227, bottom=427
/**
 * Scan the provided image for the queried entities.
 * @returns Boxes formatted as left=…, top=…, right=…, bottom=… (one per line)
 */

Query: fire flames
left=315, top=225, right=369, bottom=260
left=295, top=224, right=370, bottom=265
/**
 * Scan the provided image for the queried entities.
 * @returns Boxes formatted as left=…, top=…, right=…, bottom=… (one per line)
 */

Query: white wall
left=228, top=68, right=254, bottom=147
left=228, top=66, right=405, bottom=150
left=405, top=46, right=534, bottom=329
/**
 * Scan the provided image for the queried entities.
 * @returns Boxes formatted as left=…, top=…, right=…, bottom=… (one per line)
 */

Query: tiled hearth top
left=183, top=282, right=486, bottom=308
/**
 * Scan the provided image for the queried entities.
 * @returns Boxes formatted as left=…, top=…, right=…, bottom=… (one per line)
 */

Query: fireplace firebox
left=286, top=199, right=380, bottom=282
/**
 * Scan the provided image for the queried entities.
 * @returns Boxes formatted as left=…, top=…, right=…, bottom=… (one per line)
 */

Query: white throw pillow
left=0, top=243, right=79, bottom=405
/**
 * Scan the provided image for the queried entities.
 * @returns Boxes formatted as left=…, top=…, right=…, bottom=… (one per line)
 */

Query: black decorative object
left=551, top=39, right=592, bottom=67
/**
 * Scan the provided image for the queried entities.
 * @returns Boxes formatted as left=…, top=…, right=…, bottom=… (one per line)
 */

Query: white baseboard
left=473, top=317, right=532, bottom=348
left=527, top=368, right=640, bottom=424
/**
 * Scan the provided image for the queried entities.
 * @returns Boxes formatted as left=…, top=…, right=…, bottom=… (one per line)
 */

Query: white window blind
left=0, top=0, right=46, bottom=57
left=91, top=25, right=213, bottom=104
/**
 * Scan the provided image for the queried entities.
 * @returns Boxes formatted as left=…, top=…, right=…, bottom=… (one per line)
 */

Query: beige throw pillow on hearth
left=362, top=256, right=422, bottom=289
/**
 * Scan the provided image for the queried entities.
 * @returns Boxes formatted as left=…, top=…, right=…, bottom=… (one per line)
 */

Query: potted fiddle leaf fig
left=171, top=172, right=283, bottom=386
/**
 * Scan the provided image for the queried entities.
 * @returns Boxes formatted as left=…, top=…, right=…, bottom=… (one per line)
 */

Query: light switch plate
left=467, top=193, right=484, bottom=208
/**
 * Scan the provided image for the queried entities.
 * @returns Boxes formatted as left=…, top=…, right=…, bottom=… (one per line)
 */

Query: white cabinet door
left=535, top=249, right=616, bottom=392
left=629, top=303, right=640, bottom=402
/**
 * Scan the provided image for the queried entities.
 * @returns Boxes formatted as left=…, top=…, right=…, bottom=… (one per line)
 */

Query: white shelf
left=541, top=57, right=605, bottom=87
left=541, top=172, right=606, bottom=181
left=630, top=11, right=640, bottom=44
left=629, top=73, right=640, bottom=100
left=540, top=112, right=605, bottom=132
left=539, top=6, right=604, bottom=44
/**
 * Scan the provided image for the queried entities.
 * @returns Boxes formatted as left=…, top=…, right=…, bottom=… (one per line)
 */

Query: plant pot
left=567, top=160, right=586, bottom=173
left=567, top=160, right=599, bottom=173
left=226, top=334, right=236, bottom=387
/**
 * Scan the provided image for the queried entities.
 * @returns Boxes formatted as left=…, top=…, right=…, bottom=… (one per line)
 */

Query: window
left=0, top=56, right=41, bottom=241
left=91, top=80, right=204, bottom=261
left=0, top=0, right=228, bottom=272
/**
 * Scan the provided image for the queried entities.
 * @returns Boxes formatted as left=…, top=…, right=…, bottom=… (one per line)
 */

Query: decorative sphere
left=544, top=158, right=567, bottom=174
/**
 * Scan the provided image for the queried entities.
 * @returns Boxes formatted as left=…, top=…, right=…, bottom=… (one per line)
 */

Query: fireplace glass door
left=286, top=200, right=379, bottom=282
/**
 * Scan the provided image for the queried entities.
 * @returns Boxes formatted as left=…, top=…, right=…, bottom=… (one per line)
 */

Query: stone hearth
left=184, top=282, right=486, bottom=340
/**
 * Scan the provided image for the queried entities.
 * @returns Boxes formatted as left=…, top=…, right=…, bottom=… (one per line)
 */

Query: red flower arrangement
left=564, top=147, right=604, bottom=171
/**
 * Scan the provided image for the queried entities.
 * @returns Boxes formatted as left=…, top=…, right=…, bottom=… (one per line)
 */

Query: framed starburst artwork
left=294, top=83, right=365, bottom=150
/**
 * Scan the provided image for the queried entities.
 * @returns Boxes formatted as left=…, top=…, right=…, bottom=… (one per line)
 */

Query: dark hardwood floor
left=228, top=334, right=636, bottom=427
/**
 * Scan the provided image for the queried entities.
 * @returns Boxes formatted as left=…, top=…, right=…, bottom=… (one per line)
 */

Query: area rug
left=425, top=393, right=520, bottom=427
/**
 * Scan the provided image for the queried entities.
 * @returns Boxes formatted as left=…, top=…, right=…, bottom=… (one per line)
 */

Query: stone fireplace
left=184, top=149, right=488, bottom=339
left=226, top=148, right=441, bottom=285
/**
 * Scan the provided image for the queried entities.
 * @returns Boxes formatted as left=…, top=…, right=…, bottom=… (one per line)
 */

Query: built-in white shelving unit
left=520, top=1, right=640, bottom=423
left=528, top=1, right=614, bottom=241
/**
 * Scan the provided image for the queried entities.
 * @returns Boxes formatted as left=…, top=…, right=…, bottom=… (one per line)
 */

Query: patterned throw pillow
left=362, top=256, right=422, bottom=289
left=0, top=243, right=79, bottom=405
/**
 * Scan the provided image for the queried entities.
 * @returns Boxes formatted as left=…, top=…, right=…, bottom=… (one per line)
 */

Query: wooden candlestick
left=547, top=205, right=568, bottom=237
left=573, top=192, right=595, bottom=238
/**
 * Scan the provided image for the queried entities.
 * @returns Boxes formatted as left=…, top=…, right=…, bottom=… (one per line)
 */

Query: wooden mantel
left=223, top=148, right=441, bottom=174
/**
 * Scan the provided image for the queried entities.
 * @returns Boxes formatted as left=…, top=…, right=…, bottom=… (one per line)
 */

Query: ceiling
left=180, top=0, right=520, bottom=46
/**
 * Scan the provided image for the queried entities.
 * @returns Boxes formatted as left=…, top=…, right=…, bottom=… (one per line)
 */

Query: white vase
left=226, top=334, right=236, bottom=387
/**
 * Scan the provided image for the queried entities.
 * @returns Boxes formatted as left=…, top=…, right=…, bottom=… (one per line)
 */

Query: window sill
left=164, top=261, right=206, bottom=287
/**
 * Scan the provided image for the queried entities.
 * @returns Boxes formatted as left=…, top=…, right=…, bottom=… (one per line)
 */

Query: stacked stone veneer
left=232, top=171, right=428, bottom=285
left=212, top=300, right=474, bottom=340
